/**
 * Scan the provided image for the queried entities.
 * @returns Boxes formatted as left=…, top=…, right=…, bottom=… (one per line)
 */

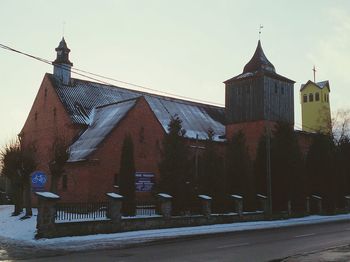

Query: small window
left=324, top=94, right=326, bottom=102
left=274, top=84, right=278, bottom=94
left=309, top=93, right=314, bottom=102
left=44, top=88, right=48, bottom=98
left=326, top=94, right=329, bottom=102
left=53, top=107, right=57, bottom=117
left=35, top=111, right=38, bottom=121
left=315, top=93, right=320, bottom=101
left=303, top=95, right=307, bottom=103
left=62, top=175, right=68, bottom=190
left=281, top=86, right=284, bottom=95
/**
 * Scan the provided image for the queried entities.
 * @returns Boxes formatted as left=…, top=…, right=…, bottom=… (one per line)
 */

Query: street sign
left=31, top=171, right=47, bottom=192
left=135, top=172, right=155, bottom=192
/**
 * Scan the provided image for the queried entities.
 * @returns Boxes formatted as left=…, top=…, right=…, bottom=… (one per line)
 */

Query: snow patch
left=35, top=192, right=60, bottom=199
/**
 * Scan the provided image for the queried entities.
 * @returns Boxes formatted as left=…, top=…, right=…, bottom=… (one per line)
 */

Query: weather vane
left=62, top=21, right=66, bottom=37
left=259, top=24, right=264, bottom=40
left=313, top=65, right=317, bottom=82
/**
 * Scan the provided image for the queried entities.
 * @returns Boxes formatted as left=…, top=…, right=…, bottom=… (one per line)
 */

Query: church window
left=53, top=107, right=57, bottom=117
left=309, top=93, right=314, bottom=102
left=44, top=88, right=48, bottom=98
left=315, top=93, right=320, bottom=101
left=303, top=95, right=307, bottom=103
left=281, top=86, right=284, bottom=95
left=274, top=84, right=278, bottom=94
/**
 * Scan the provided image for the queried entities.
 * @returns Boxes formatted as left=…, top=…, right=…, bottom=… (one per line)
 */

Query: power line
left=0, top=43, right=224, bottom=107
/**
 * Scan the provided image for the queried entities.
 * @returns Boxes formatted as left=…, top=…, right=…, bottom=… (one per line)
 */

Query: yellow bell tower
left=300, top=80, right=331, bottom=133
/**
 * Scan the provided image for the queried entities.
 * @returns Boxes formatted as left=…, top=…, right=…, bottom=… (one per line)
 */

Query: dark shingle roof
left=243, top=40, right=275, bottom=74
left=49, top=74, right=226, bottom=160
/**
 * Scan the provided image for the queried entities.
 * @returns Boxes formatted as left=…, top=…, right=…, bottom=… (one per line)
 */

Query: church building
left=21, top=38, right=312, bottom=202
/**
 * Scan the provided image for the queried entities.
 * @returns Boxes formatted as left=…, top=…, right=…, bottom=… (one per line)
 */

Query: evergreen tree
left=198, top=128, right=226, bottom=212
left=335, top=136, right=350, bottom=207
left=270, top=122, right=304, bottom=212
left=306, top=133, right=336, bottom=212
left=254, top=134, right=267, bottom=197
left=226, top=131, right=255, bottom=210
left=119, top=134, right=136, bottom=216
left=158, top=115, right=190, bottom=214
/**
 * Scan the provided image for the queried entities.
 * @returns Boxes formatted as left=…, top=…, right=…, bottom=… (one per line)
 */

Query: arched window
left=315, top=92, right=320, bottom=101
left=303, top=94, right=307, bottom=103
left=309, top=93, right=314, bottom=102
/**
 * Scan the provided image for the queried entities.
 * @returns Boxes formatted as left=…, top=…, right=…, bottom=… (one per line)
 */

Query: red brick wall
left=21, top=74, right=83, bottom=196
left=59, top=97, right=166, bottom=202
left=226, top=120, right=277, bottom=159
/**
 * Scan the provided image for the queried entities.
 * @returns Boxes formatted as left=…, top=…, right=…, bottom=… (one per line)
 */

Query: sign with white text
left=135, top=172, right=155, bottom=192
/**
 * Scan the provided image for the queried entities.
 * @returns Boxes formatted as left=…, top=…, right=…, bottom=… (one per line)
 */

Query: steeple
left=53, top=37, right=73, bottom=85
left=243, top=40, right=275, bottom=74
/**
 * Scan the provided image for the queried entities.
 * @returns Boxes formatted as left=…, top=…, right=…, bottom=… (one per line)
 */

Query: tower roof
left=53, top=37, right=73, bottom=66
left=243, top=40, right=275, bottom=74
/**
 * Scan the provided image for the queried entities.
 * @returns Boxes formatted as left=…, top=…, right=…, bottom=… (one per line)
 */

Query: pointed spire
left=53, top=37, right=73, bottom=85
left=53, top=37, right=73, bottom=66
left=243, top=40, right=275, bottom=74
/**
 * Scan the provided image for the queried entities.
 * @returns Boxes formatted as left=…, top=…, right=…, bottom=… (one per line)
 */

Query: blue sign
left=31, top=171, right=47, bottom=192
left=135, top=172, right=155, bottom=192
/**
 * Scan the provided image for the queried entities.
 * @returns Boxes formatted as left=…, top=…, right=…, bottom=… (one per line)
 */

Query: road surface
left=4, top=219, right=350, bottom=261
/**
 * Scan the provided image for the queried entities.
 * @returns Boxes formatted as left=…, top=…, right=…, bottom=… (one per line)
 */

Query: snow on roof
left=300, top=80, right=330, bottom=91
left=35, top=192, right=60, bottom=199
left=158, top=193, right=173, bottom=199
left=68, top=99, right=137, bottom=162
left=50, top=74, right=226, bottom=161
left=106, top=193, right=123, bottom=199
left=198, top=195, right=212, bottom=200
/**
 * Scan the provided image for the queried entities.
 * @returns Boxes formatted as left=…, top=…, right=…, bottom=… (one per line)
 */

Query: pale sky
left=1, top=0, right=350, bottom=146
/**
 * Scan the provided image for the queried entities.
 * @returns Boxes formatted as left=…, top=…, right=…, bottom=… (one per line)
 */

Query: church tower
left=300, top=80, right=331, bottom=134
left=53, top=37, right=73, bottom=85
left=224, top=40, right=295, bottom=156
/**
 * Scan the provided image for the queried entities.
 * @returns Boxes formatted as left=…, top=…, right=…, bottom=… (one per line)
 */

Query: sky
left=0, top=0, right=350, bottom=146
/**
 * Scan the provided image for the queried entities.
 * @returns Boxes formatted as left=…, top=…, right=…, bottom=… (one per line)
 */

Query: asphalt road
left=7, top=220, right=350, bottom=261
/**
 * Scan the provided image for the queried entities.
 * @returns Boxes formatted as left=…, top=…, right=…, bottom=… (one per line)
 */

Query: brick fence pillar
left=35, top=192, right=60, bottom=238
left=312, top=195, right=322, bottom=214
left=306, top=197, right=310, bottom=214
left=257, top=194, right=268, bottom=214
left=345, top=196, right=350, bottom=213
left=158, top=193, right=173, bottom=218
left=106, top=193, right=123, bottom=224
left=231, top=195, right=243, bottom=217
left=198, top=195, right=212, bottom=217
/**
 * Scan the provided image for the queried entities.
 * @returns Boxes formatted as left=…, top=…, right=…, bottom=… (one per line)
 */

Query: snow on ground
left=1, top=205, right=350, bottom=252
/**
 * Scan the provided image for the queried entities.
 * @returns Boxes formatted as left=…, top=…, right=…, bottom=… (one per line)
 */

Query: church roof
left=49, top=74, right=226, bottom=160
left=224, top=41, right=294, bottom=84
left=300, top=80, right=330, bottom=92
left=243, top=40, right=275, bottom=74
left=68, top=98, right=138, bottom=162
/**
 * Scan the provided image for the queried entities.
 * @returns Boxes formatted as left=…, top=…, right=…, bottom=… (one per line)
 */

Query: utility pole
left=266, top=125, right=272, bottom=217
